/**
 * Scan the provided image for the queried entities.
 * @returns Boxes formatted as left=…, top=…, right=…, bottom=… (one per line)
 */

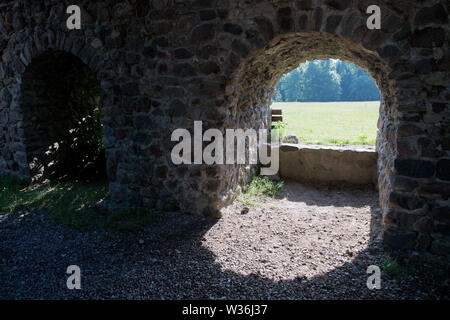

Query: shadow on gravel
left=0, top=191, right=445, bottom=300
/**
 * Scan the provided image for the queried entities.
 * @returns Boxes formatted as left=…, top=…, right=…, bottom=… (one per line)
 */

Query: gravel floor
left=0, top=181, right=444, bottom=299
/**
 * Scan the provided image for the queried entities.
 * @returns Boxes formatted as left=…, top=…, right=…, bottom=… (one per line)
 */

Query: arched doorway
left=221, top=31, right=396, bottom=249
left=19, top=50, right=106, bottom=182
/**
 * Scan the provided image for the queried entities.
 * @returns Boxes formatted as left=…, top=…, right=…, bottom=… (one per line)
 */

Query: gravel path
left=0, top=181, right=444, bottom=299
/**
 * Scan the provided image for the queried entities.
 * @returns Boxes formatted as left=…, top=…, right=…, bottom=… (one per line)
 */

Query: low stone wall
left=278, top=144, right=378, bottom=186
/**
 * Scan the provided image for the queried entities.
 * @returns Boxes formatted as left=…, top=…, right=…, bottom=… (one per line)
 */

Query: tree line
left=273, top=59, right=381, bottom=102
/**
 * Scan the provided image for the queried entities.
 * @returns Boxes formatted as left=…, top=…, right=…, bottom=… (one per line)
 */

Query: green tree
left=300, top=61, right=341, bottom=102
left=273, top=59, right=380, bottom=102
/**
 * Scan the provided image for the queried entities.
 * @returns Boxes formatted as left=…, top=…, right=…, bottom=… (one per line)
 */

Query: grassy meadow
left=272, top=101, right=380, bottom=146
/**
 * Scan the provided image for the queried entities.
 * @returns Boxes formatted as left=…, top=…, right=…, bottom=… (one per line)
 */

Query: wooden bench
left=271, top=109, right=283, bottom=128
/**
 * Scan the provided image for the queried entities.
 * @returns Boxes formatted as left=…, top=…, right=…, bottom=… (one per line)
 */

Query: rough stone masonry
left=0, top=0, right=448, bottom=255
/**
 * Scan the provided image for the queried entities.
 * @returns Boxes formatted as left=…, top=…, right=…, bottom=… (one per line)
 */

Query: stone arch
left=225, top=30, right=394, bottom=239
left=4, top=29, right=122, bottom=195
left=200, top=1, right=446, bottom=253
left=226, top=31, right=394, bottom=183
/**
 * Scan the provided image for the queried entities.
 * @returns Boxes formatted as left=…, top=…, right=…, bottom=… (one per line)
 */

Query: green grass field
left=272, top=101, right=380, bottom=146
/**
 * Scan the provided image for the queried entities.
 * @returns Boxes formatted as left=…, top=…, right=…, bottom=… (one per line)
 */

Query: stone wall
left=0, top=0, right=448, bottom=255
left=278, top=144, right=378, bottom=186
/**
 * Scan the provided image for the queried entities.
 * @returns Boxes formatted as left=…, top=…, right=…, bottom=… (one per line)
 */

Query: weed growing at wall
left=238, top=176, right=284, bottom=207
